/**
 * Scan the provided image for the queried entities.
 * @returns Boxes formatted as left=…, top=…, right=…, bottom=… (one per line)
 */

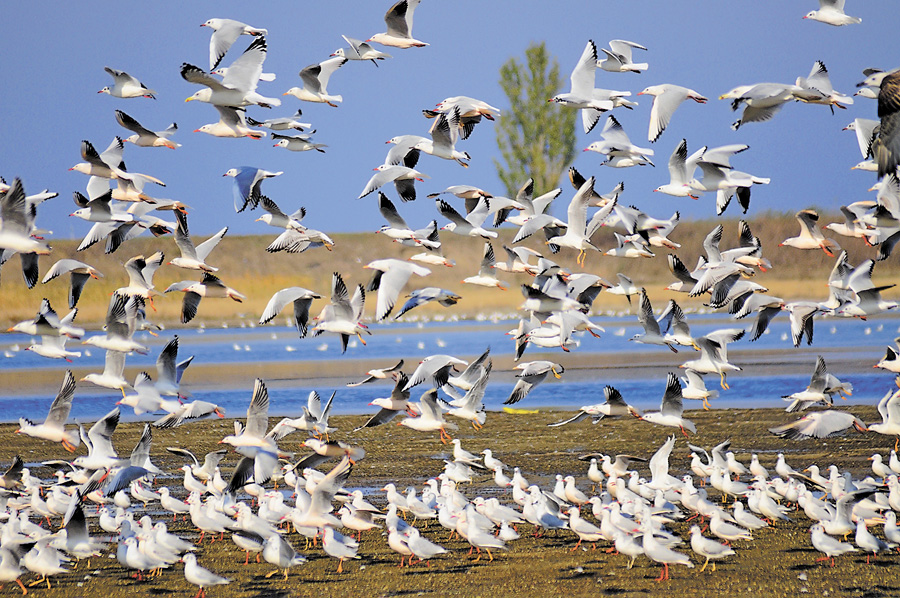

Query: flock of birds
left=3, top=0, right=900, bottom=592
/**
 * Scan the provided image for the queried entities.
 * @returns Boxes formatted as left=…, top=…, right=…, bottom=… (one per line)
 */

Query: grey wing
left=174, top=211, right=198, bottom=260
left=659, top=372, right=684, bottom=417
left=548, top=411, right=590, bottom=427
left=129, top=424, right=153, bottom=466
left=378, top=193, right=409, bottom=229
left=114, top=110, right=153, bottom=137
left=292, top=296, right=316, bottom=337
left=45, top=370, right=76, bottom=428
left=181, top=291, right=202, bottom=324
left=341, top=35, right=365, bottom=59
left=354, top=408, right=401, bottom=430
left=156, top=337, right=179, bottom=386
left=142, top=251, right=165, bottom=284
left=479, top=242, right=497, bottom=272
left=395, top=292, right=428, bottom=319
left=875, top=112, right=900, bottom=179
left=88, top=407, right=121, bottom=458
left=245, top=378, right=270, bottom=438
left=638, top=289, right=661, bottom=334
left=180, top=63, right=228, bottom=92
left=375, top=264, right=414, bottom=320
left=604, top=385, right=628, bottom=410
left=310, top=456, right=353, bottom=514
left=260, top=287, right=310, bottom=324
left=394, top=178, right=417, bottom=202
left=417, top=389, right=445, bottom=419
left=429, top=109, right=457, bottom=150
left=384, top=0, right=414, bottom=38
left=165, top=446, right=200, bottom=467
left=215, top=105, right=245, bottom=127
left=319, top=391, right=336, bottom=425
left=260, top=195, right=287, bottom=218
left=808, top=356, right=828, bottom=392
left=307, top=391, right=323, bottom=420
left=504, top=379, right=534, bottom=405
left=68, top=272, right=91, bottom=308
left=221, top=36, right=266, bottom=92
left=209, top=21, right=245, bottom=69
left=460, top=362, right=491, bottom=410
left=76, top=221, right=112, bottom=252
left=668, top=139, right=689, bottom=183
left=436, top=199, right=469, bottom=227
left=359, top=168, right=400, bottom=200
left=567, top=176, right=594, bottom=233
left=195, top=227, right=227, bottom=262
left=102, top=347, right=127, bottom=379
left=41, top=259, right=84, bottom=283
left=458, top=347, right=491, bottom=384
left=202, top=449, right=227, bottom=473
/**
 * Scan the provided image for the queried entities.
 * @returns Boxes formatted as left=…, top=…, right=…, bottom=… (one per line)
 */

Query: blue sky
left=1, top=1, right=897, bottom=239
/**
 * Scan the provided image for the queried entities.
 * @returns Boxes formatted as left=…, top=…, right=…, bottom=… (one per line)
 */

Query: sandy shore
left=1, top=406, right=896, bottom=598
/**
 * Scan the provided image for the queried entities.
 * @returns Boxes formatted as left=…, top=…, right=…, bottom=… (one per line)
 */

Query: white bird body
left=368, top=0, right=428, bottom=48
left=99, top=67, right=156, bottom=98
left=803, top=0, right=861, bottom=25
left=182, top=553, right=230, bottom=593
left=639, top=85, right=707, bottom=142
left=285, top=56, right=346, bottom=107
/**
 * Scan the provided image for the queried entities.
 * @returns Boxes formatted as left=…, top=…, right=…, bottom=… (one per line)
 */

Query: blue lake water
left=2, top=311, right=899, bottom=424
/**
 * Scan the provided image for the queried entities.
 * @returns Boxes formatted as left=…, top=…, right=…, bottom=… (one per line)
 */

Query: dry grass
left=2, top=211, right=898, bottom=329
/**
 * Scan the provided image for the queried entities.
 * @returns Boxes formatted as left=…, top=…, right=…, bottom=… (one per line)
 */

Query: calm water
left=2, top=312, right=898, bottom=424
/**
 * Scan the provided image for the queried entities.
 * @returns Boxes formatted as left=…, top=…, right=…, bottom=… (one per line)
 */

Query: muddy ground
left=2, top=406, right=899, bottom=598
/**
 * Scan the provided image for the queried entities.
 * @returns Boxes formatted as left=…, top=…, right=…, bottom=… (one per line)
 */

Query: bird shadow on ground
left=840, top=588, right=893, bottom=598
left=853, top=557, right=894, bottom=566
left=557, top=567, right=598, bottom=580
left=405, top=564, right=470, bottom=575
left=598, top=588, right=631, bottom=596
left=789, top=563, right=818, bottom=571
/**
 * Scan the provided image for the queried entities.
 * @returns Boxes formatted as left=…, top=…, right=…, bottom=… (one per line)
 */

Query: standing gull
left=181, top=553, right=230, bottom=597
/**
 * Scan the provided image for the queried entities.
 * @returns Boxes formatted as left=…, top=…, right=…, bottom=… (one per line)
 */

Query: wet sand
left=1, top=404, right=897, bottom=598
